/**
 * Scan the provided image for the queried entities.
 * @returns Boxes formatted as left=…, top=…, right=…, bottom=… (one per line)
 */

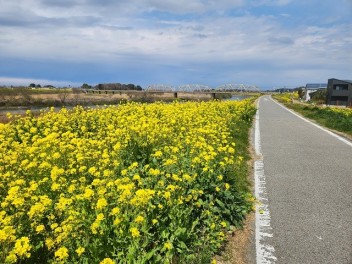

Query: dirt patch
left=215, top=212, right=255, bottom=264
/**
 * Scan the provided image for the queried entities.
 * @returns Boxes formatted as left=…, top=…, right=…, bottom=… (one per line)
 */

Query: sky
left=0, top=0, right=351, bottom=89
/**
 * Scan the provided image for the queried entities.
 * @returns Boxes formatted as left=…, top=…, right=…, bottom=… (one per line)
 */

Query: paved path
left=255, top=96, right=352, bottom=264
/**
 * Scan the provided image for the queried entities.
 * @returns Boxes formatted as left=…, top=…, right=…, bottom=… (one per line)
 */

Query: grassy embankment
left=0, top=87, right=234, bottom=108
left=0, top=87, right=163, bottom=107
left=0, top=99, right=257, bottom=263
left=272, top=93, right=352, bottom=137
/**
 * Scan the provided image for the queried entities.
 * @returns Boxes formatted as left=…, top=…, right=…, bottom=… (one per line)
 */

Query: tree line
left=82, top=83, right=143, bottom=91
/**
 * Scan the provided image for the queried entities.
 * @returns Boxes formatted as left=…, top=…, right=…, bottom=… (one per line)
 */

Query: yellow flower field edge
left=272, top=92, right=299, bottom=104
left=0, top=99, right=257, bottom=263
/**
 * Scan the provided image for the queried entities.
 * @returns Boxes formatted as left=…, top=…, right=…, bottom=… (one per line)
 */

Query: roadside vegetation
left=273, top=93, right=352, bottom=137
left=0, top=99, right=256, bottom=263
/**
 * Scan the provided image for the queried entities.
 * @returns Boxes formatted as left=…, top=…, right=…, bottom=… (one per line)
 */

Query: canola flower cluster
left=325, top=105, right=352, bottom=118
left=272, top=92, right=299, bottom=103
left=0, top=99, right=256, bottom=263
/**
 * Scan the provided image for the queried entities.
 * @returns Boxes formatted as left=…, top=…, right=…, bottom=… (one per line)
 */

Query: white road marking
left=255, top=99, right=277, bottom=264
left=271, top=98, right=352, bottom=148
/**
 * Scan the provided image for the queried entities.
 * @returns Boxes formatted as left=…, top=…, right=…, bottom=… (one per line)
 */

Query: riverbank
left=0, top=87, right=235, bottom=107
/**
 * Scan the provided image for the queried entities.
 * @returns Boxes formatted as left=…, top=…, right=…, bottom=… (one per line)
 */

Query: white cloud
left=250, top=0, right=293, bottom=7
left=0, top=11, right=350, bottom=67
left=0, top=0, right=351, bottom=88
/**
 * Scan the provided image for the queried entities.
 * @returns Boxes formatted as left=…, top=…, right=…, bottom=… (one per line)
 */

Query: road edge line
left=271, top=98, right=352, bottom=148
left=255, top=98, right=277, bottom=264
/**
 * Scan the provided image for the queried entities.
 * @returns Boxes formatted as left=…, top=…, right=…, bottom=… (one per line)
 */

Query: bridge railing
left=144, top=83, right=260, bottom=92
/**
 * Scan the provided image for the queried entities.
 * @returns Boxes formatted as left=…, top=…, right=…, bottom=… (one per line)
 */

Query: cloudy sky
left=0, top=0, right=351, bottom=89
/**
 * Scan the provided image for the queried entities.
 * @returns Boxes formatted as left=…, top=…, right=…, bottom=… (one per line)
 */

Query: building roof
left=329, top=78, right=352, bottom=84
left=305, top=83, right=327, bottom=89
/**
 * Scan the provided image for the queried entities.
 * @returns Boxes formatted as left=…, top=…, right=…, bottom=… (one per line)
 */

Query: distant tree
left=297, top=87, right=304, bottom=99
left=311, top=89, right=327, bottom=102
left=29, top=83, right=36, bottom=88
left=36, top=84, right=41, bottom=88
left=81, top=83, right=92, bottom=89
left=94, top=83, right=143, bottom=91
left=127, top=84, right=135, bottom=90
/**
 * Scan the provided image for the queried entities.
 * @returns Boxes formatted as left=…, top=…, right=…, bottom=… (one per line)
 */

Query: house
left=326, top=79, right=352, bottom=106
left=303, top=83, right=327, bottom=101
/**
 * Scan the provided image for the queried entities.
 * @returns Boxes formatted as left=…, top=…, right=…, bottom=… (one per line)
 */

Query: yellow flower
left=13, top=236, right=31, bottom=258
left=183, top=173, right=192, bottom=181
left=134, top=215, right=144, bottom=223
left=51, top=182, right=60, bottom=191
left=129, top=227, right=140, bottom=238
left=103, top=169, right=112, bottom=177
left=110, top=207, right=120, bottom=216
left=83, top=188, right=94, bottom=199
left=113, top=218, right=121, bottom=226
left=45, top=238, right=55, bottom=249
left=220, top=221, right=227, bottom=228
left=88, top=166, right=97, bottom=174
left=153, top=150, right=163, bottom=158
left=35, top=224, right=45, bottom=233
left=91, top=222, right=99, bottom=234
left=149, top=168, right=161, bottom=176
left=52, top=152, right=61, bottom=159
left=96, top=213, right=105, bottom=221
left=0, top=226, right=16, bottom=242
left=163, top=191, right=171, bottom=199
left=132, top=174, right=141, bottom=181
left=5, top=253, right=17, bottom=263
left=75, top=246, right=85, bottom=256
left=55, top=246, right=69, bottom=260
left=96, top=198, right=108, bottom=210
left=100, top=258, right=115, bottom=264
left=163, top=241, right=172, bottom=250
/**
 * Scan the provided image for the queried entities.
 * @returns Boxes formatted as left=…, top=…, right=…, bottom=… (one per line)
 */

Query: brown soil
left=215, top=212, right=255, bottom=264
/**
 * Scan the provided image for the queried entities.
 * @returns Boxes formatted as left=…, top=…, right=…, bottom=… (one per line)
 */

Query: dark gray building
left=326, top=78, right=352, bottom=106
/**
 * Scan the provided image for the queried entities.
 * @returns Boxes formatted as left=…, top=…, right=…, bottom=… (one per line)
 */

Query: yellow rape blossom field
left=0, top=99, right=256, bottom=263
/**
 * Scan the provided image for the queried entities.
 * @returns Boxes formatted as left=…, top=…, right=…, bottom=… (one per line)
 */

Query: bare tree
left=58, top=89, right=70, bottom=104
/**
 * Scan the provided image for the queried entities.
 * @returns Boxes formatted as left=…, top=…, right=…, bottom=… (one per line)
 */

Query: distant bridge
left=81, top=83, right=260, bottom=99
left=145, top=83, right=260, bottom=92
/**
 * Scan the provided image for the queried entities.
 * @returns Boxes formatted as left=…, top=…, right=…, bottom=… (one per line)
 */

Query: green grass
left=278, top=101, right=352, bottom=137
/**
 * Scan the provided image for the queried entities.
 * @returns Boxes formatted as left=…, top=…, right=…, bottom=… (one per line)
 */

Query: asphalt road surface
left=255, top=96, right=352, bottom=264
